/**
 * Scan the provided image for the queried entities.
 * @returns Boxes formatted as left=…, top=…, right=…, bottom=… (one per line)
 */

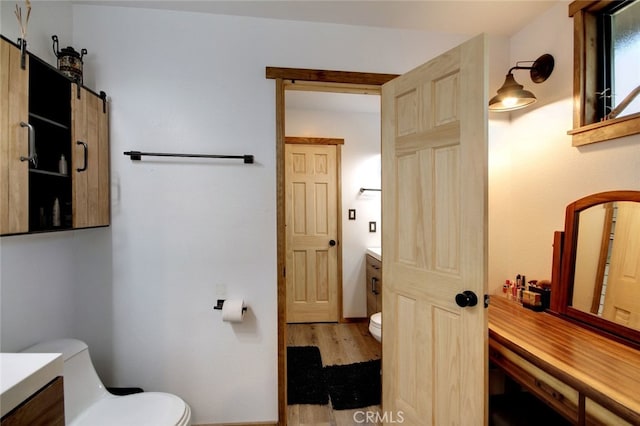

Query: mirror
left=551, top=191, right=640, bottom=347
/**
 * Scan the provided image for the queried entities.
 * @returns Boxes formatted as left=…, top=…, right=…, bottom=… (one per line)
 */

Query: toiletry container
left=52, top=198, right=61, bottom=227
left=59, top=154, right=68, bottom=175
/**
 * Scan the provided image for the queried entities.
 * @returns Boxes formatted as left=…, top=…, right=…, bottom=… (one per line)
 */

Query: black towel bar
left=124, top=150, right=254, bottom=164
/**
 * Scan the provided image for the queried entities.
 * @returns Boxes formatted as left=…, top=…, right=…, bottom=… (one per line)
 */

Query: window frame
left=568, top=0, right=640, bottom=146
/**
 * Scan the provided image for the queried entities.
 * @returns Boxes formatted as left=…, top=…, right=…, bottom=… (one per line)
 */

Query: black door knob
left=455, top=290, right=478, bottom=308
left=329, top=239, right=336, bottom=247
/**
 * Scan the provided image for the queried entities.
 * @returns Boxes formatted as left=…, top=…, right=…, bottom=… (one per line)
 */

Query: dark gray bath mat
left=287, top=346, right=328, bottom=405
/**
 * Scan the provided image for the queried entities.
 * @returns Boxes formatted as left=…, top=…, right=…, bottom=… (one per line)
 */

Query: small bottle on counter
left=502, top=280, right=510, bottom=298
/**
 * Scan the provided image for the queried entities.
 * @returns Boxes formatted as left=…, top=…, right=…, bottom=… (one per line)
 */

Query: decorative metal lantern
left=52, top=35, right=87, bottom=85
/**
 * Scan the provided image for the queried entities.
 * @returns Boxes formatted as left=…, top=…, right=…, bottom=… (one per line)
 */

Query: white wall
left=0, top=229, right=114, bottom=372
left=286, top=95, right=381, bottom=318
left=487, top=1, right=640, bottom=294
left=0, top=1, right=73, bottom=66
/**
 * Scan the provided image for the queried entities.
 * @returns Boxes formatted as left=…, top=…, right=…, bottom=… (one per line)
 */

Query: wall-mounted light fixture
left=489, top=54, right=554, bottom=112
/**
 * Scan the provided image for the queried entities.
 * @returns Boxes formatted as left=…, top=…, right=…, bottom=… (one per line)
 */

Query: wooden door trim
left=275, top=78, right=286, bottom=426
left=285, top=136, right=344, bottom=145
left=273, top=69, right=390, bottom=425
left=266, top=67, right=397, bottom=86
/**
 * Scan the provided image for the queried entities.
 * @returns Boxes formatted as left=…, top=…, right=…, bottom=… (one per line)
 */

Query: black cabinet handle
left=19, top=121, right=37, bottom=167
left=371, top=277, right=379, bottom=295
left=77, top=141, right=88, bottom=172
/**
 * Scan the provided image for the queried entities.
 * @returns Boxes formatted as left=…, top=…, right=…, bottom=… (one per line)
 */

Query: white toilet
left=23, top=339, right=191, bottom=426
left=369, top=312, right=382, bottom=342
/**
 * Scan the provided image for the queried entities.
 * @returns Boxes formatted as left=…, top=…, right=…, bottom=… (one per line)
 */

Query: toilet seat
left=370, top=312, right=381, bottom=328
left=369, top=312, right=382, bottom=342
left=70, top=392, right=191, bottom=426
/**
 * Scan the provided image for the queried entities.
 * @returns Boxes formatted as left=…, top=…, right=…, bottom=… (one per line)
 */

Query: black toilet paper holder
left=213, top=299, right=248, bottom=312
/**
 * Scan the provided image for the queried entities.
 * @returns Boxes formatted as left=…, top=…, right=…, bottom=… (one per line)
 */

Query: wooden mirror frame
left=550, top=190, right=640, bottom=350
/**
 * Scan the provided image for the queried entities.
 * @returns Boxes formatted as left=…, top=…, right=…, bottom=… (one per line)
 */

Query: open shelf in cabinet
left=27, top=54, right=72, bottom=233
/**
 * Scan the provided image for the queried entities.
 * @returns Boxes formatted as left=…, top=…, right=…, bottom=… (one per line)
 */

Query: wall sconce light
left=489, top=54, right=554, bottom=112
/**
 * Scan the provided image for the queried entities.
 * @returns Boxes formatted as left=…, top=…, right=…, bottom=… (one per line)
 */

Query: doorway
left=267, top=67, right=397, bottom=424
left=284, top=93, right=386, bottom=423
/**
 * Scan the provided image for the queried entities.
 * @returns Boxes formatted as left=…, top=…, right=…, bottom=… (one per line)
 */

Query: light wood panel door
left=0, top=39, right=29, bottom=235
left=381, top=34, right=488, bottom=425
left=285, top=143, right=339, bottom=323
left=602, top=201, right=640, bottom=329
left=71, top=85, right=109, bottom=228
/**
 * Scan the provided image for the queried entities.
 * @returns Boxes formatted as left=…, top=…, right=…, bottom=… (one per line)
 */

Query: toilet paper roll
left=222, top=299, right=246, bottom=323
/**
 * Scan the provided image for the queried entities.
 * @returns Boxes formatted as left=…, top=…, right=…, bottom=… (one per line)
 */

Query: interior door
left=602, top=202, right=640, bottom=329
left=285, top=143, right=339, bottom=323
left=381, top=34, right=488, bottom=425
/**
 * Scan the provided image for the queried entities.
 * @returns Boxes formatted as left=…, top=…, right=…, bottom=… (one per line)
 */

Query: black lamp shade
left=489, top=73, right=537, bottom=112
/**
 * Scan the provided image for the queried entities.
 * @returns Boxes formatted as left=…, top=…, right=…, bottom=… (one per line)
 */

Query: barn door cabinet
left=0, top=36, right=109, bottom=236
left=71, top=84, right=110, bottom=229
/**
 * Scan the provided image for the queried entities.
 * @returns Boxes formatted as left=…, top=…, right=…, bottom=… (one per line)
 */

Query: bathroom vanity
left=0, top=353, right=64, bottom=425
left=366, top=248, right=382, bottom=317
left=489, top=191, right=640, bottom=425
left=489, top=296, right=640, bottom=425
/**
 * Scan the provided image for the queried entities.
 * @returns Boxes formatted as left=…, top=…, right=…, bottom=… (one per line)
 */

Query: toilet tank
left=22, top=338, right=110, bottom=423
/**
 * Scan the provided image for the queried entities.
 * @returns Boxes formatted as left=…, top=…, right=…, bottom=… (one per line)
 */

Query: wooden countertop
left=366, top=247, right=382, bottom=262
left=488, top=296, right=640, bottom=423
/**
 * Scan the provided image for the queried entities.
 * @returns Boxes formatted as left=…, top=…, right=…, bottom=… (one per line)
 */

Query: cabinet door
left=0, top=39, right=29, bottom=235
left=0, top=376, right=65, bottom=426
left=71, top=85, right=109, bottom=228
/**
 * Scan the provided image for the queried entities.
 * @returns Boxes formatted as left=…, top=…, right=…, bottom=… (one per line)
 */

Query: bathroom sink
left=366, top=247, right=382, bottom=261
left=0, top=353, right=63, bottom=417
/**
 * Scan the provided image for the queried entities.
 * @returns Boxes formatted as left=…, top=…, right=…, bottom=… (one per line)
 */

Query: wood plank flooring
left=287, top=322, right=382, bottom=426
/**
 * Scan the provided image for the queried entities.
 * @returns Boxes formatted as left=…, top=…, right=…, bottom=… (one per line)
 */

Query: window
left=568, top=0, right=640, bottom=146
left=598, top=1, right=640, bottom=119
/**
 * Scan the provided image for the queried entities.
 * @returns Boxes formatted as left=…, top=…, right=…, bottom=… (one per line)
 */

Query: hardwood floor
left=287, top=322, right=382, bottom=426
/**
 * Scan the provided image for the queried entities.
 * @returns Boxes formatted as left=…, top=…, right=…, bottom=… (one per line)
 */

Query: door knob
left=455, top=290, right=478, bottom=308
left=329, top=239, right=336, bottom=247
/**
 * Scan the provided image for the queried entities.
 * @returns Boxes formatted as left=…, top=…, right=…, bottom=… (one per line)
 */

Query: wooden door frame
left=266, top=67, right=397, bottom=425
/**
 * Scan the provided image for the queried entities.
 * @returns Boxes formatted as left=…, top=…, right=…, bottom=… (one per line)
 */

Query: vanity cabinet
left=0, top=36, right=109, bottom=236
left=366, top=254, right=382, bottom=317
left=489, top=297, right=640, bottom=425
left=1, top=377, right=64, bottom=426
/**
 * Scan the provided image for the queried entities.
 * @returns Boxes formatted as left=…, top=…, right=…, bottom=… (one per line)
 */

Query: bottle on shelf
left=58, top=154, right=67, bottom=175
left=52, top=198, right=61, bottom=227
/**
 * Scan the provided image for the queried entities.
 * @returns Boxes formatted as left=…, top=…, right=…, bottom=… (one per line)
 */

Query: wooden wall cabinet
left=366, top=254, right=382, bottom=317
left=0, top=37, right=109, bottom=236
